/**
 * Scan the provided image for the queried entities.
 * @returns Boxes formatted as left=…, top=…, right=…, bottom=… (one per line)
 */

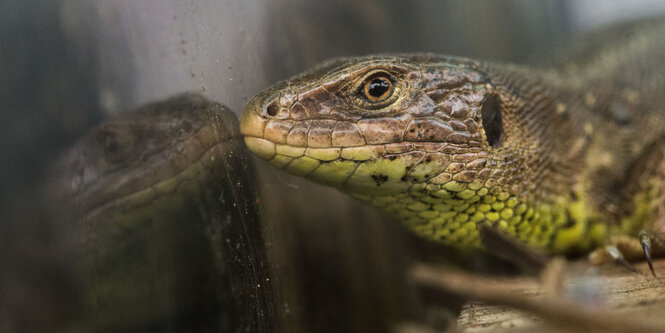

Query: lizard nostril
left=266, top=102, right=280, bottom=117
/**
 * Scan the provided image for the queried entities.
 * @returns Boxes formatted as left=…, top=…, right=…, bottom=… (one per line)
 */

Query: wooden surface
left=453, top=259, right=665, bottom=332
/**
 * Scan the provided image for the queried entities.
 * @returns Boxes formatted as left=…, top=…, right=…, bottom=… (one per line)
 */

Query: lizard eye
left=362, top=74, right=393, bottom=102
left=97, top=127, right=136, bottom=164
left=352, top=71, right=402, bottom=110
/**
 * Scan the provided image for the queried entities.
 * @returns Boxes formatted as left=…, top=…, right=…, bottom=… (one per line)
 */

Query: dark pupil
left=368, top=78, right=390, bottom=97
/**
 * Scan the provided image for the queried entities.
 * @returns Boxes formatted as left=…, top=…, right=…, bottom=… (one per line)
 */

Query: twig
left=409, top=263, right=665, bottom=333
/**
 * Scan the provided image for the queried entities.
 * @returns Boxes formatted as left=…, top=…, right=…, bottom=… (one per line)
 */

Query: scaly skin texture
left=240, top=21, right=665, bottom=255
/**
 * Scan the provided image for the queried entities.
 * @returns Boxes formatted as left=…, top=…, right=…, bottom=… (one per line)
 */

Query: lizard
left=47, top=93, right=272, bottom=331
left=239, top=20, right=665, bottom=274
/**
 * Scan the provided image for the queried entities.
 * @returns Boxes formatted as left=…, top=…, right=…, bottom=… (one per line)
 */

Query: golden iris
left=362, top=75, right=393, bottom=102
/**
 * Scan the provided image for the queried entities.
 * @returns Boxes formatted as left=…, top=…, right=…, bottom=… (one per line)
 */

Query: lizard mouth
left=80, top=139, right=231, bottom=223
left=240, top=100, right=464, bottom=195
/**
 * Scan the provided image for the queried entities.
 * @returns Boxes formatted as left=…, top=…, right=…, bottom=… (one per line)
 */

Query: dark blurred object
left=45, top=94, right=274, bottom=331
left=480, top=225, right=549, bottom=276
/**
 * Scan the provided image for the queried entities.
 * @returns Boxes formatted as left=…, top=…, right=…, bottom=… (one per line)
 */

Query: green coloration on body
left=240, top=21, right=665, bottom=256
left=620, top=177, right=663, bottom=237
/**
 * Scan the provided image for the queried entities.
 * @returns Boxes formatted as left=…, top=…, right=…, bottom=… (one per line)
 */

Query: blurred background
left=2, top=1, right=665, bottom=332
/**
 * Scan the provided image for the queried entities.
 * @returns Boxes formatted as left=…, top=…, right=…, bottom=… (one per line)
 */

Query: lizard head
left=240, top=54, right=539, bottom=199
left=50, top=93, right=240, bottom=222
left=241, top=54, right=594, bottom=251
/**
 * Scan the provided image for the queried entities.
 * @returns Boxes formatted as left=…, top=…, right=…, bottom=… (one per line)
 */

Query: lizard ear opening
left=481, top=94, right=503, bottom=148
